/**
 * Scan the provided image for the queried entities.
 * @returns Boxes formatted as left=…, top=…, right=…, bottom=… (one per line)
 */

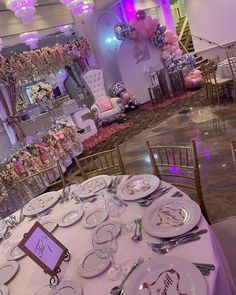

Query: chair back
left=227, top=50, right=236, bottom=59
left=210, top=56, right=220, bottom=65
left=157, top=68, right=170, bottom=98
left=81, top=67, right=107, bottom=102
left=227, top=56, right=236, bottom=80
left=230, top=141, right=236, bottom=170
left=202, top=61, right=218, bottom=84
left=146, top=140, right=210, bottom=223
left=74, top=145, right=125, bottom=180
left=15, top=161, right=66, bottom=200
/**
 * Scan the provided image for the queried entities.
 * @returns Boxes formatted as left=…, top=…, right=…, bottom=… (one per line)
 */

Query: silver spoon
left=110, top=258, right=144, bottom=295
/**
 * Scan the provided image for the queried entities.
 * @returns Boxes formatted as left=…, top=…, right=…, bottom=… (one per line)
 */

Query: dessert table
left=0, top=175, right=235, bottom=295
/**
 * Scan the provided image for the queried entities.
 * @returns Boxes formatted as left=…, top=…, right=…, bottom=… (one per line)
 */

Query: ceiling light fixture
left=20, top=31, right=39, bottom=49
left=60, top=0, right=94, bottom=15
left=6, top=0, right=36, bottom=24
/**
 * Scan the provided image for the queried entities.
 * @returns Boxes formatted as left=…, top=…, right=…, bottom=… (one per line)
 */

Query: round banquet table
left=216, top=57, right=236, bottom=78
left=1, top=176, right=235, bottom=295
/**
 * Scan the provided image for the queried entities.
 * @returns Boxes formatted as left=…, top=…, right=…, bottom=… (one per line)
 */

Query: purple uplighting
left=122, top=0, right=136, bottom=21
left=169, top=166, right=180, bottom=174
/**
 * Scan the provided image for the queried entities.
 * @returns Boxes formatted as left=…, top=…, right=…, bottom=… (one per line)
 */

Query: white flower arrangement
left=29, top=82, right=53, bottom=103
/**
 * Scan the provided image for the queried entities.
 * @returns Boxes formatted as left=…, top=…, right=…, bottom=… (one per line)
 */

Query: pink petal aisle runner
left=83, top=122, right=133, bottom=151
left=140, top=92, right=196, bottom=111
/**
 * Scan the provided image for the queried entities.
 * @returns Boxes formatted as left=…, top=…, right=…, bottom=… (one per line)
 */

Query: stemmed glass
left=92, top=231, right=127, bottom=281
left=109, top=198, right=133, bottom=235
left=0, top=218, right=10, bottom=251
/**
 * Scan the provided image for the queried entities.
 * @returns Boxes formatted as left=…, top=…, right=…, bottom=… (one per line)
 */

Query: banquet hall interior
left=0, top=0, right=236, bottom=294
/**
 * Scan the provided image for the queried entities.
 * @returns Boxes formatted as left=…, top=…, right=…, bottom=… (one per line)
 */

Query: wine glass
left=109, top=198, right=133, bottom=235
left=0, top=218, right=10, bottom=251
left=92, top=231, right=127, bottom=281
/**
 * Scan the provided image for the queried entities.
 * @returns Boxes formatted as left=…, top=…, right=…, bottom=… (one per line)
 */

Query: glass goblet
left=109, top=198, right=132, bottom=235
left=0, top=219, right=10, bottom=251
left=92, top=231, right=126, bottom=281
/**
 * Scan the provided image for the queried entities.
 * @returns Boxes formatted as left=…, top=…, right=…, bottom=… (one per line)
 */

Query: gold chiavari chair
left=227, top=56, right=236, bottom=102
left=201, top=61, right=233, bottom=104
left=146, top=140, right=211, bottom=224
left=15, top=161, right=66, bottom=200
left=210, top=56, right=220, bottom=65
left=230, top=141, right=236, bottom=171
left=226, top=50, right=236, bottom=59
left=74, top=145, right=126, bottom=181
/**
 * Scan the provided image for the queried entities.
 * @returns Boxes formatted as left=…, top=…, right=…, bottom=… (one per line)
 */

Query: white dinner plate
left=117, top=174, right=160, bottom=201
left=0, top=261, right=19, bottom=285
left=0, top=285, right=8, bottom=295
left=92, top=221, right=121, bottom=244
left=40, top=217, right=58, bottom=233
left=55, top=280, right=83, bottom=295
left=23, top=192, right=60, bottom=216
left=142, top=196, right=201, bottom=238
left=79, top=175, right=112, bottom=198
left=83, top=208, right=108, bottom=229
left=123, top=256, right=207, bottom=295
left=58, top=208, right=84, bottom=227
left=7, top=243, right=26, bottom=261
left=77, top=249, right=110, bottom=278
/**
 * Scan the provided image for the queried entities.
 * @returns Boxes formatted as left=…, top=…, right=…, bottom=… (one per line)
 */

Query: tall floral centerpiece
left=29, top=82, right=54, bottom=116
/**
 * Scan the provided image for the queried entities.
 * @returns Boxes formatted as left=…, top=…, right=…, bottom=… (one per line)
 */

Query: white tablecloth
left=1, top=178, right=235, bottom=295
left=216, top=58, right=236, bottom=78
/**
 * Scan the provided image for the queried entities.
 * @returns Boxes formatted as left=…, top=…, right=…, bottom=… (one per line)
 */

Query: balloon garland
left=114, top=10, right=203, bottom=90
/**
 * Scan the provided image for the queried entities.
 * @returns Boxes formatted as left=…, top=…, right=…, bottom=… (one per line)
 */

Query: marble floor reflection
left=120, top=104, right=236, bottom=223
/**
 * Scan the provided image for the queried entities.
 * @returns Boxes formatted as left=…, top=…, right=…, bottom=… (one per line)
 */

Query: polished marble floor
left=120, top=104, right=236, bottom=223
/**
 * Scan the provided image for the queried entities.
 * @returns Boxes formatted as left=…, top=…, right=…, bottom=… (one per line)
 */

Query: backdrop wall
left=185, top=0, right=236, bottom=52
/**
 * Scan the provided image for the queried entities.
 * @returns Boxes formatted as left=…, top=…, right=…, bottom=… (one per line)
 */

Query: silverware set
left=110, top=257, right=144, bottom=295
left=137, top=186, right=172, bottom=207
left=171, top=191, right=183, bottom=198
left=132, top=218, right=143, bottom=241
left=29, top=208, right=53, bottom=221
left=148, top=229, right=208, bottom=254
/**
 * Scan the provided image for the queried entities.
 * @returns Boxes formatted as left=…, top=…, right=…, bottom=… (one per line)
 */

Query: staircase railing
left=191, top=34, right=234, bottom=50
left=178, top=15, right=188, bottom=40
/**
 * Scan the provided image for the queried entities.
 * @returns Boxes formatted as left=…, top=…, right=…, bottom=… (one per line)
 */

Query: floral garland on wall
left=0, top=37, right=91, bottom=85
left=114, top=10, right=202, bottom=89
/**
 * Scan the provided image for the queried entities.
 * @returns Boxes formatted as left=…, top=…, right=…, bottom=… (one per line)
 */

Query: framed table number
left=18, top=221, right=70, bottom=286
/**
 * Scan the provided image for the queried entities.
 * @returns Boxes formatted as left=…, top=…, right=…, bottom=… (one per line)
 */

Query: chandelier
left=59, top=24, right=74, bottom=36
left=5, top=0, right=36, bottom=24
left=60, top=0, right=94, bottom=16
left=20, top=31, right=39, bottom=49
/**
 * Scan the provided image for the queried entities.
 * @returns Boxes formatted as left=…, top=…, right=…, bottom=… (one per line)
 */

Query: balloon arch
left=114, top=10, right=202, bottom=89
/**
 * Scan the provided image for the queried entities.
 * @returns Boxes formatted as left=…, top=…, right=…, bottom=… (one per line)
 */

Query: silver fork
left=138, top=188, right=171, bottom=207
left=152, top=236, right=201, bottom=254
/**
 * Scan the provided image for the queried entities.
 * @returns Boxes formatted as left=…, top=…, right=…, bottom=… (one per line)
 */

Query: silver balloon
left=114, top=22, right=132, bottom=41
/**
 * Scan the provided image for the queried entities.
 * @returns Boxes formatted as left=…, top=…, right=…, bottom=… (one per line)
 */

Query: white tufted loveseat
left=81, top=67, right=122, bottom=122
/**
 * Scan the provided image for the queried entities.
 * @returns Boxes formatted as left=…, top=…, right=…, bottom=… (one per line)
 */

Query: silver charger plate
left=58, top=208, right=84, bottom=227
left=117, top=174, right=160, bottom=201
left=0, top=261, right=19, bottom=285
left=7, top=243, right=26, bottom=261
left=23, top=192, right=60, bottom=216
left=83, top=208, right=108, bottom=229
left=80, top=175, right=112, bottom=199
left=142, top=196, right=202, bottom=238
left=123, top=256, right=207, bottom=295
left=77, top=249, right=110, bottom=278
left=92, top=221, right=121, bottom=244
left=0, top=285, right=8, bottom=295
left=40, top=218, right=58, bottom=233
left=55, top=280, right=83, bottom=295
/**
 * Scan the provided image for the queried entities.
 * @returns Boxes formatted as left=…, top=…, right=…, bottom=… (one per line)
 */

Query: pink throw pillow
left=96, top=97, right=113, bottom=112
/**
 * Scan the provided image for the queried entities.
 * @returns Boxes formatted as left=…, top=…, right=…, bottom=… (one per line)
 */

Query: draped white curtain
left=0, top=83, right=17, bottom=145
